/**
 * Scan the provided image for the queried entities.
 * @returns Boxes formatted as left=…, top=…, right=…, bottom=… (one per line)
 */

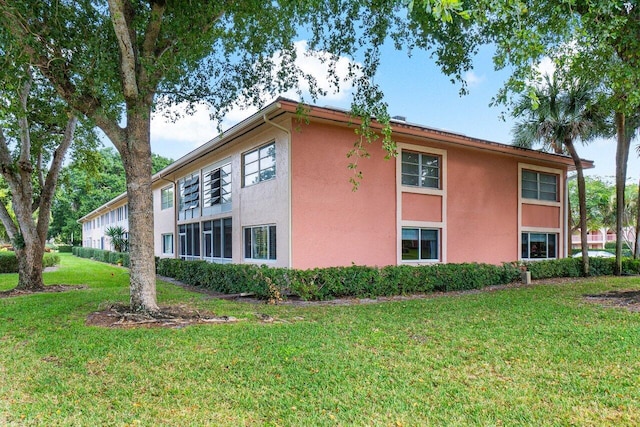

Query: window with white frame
left=401, top=228, right=439, bottom=261
left=162, top=233, right=174, bottom=255
left=243, top=142, right=276, bottom=187
left=522, top=232, right=557, bottom=259
left=178, top=173, right=200, bottom=220
left=521, top=170, right=558, bottom=201
left=244, top=225, right=276, bottom=260
left=161, top=186, right=174, bottom=210
left=202, top=162, right=231, bottom=216
left=202, top=218, right=232, bottom=261
left=401, top=151, right=440, bottom=189
left=178, top=223, right=200, bottom=260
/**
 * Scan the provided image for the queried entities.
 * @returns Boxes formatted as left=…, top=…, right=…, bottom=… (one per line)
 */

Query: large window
left=243, top=142, right=276, bottom=186
left=402, top=228, right=439, bottom=261
left=161, top=186, right=174, bottom=210
left=162, top=233, right=174, bottom=255
left=401, top=151, right=440, bottom=189
left=522, top=232, right=557, bottom=259
left=522, top=170, right=558, bottom=201
left=202, top=218, right=232, bottom=261
left=203, top=162, right=231, bottom=216
left=244, top=225, right=276, bottom=260
left=178, top=223, right=200, bottom=260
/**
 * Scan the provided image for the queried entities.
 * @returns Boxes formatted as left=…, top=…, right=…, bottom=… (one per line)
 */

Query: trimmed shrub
left=58, top=245, right=73, bottom=253
left=156, top=258, right=520, bottom=301
left=73, top=247, right=130, bottom=267
left=0, top=251, right=60, bottom=273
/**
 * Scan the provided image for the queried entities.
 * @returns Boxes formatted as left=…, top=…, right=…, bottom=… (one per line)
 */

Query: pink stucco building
left=80, top=98, right=593, bottom=267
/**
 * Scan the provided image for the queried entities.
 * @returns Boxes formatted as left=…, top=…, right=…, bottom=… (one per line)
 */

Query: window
left=202, top=218, right=232, bottom=261
left=203, top=162, right=232, bottom=216
left=162, top=233, right=174, bottom=255
left=178, top=173, right=200, bottom=220
left=402, top=228, right=439, bottom=261
left=522, top=170, right=558, bottom=201
left=178, top=223, right=200, bottom=260
left=161, top=187, right=174, bottom=210
left=522, top=232, right=557, bottom=259
left=244, top=225, right=276, bottom=260
left=401, top=151, right=440, bottom=189
left=243, top=142, right=276, bottom=186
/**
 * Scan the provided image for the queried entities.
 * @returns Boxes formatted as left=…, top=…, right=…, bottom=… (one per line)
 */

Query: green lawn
left=1, top=254, right=640, bottom=426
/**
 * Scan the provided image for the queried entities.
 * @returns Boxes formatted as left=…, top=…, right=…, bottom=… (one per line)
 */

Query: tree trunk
left=565, top=138, right=589, bottom=276
left=15, top=238, right=45, bottom=291
left=120, top=111, right=159, bottom=312
left=635, top=178, right=640, bottom=259
left=614, top=111, right=630, bottom=275
left=567, top=192, right=573, bottom=257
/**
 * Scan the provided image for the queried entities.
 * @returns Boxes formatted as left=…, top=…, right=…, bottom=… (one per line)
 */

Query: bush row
left=523, top=257, right=640, bottom=279
left=57, top=245, right=73, bottom=253
left=0, top=252, right=60, bottom=274
left=72, top=246, right=130, bottom=267
left=156, top=258, right=522, bottom=301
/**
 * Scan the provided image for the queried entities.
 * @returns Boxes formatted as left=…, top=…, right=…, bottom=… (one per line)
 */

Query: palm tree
left=105, top=226, right=128, bottom=253
left=512, top=73, right=605, bottom=275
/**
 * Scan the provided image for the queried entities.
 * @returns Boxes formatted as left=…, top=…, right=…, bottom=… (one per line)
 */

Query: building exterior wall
left=79, top=100, right=579, bottom=269
left=290, top=120, right=397, bottom=269
left=81, top=200, right=129, bottom=251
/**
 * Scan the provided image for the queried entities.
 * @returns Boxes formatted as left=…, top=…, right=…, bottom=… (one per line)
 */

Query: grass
left=1, top=254, right=640, bottom=425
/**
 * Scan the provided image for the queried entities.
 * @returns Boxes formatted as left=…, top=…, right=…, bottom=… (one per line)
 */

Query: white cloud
left=150, top=40, right=360, bottom=160
left=535, top=57, right=556, bottom=79
left=464, top=71, right=485, bottom=88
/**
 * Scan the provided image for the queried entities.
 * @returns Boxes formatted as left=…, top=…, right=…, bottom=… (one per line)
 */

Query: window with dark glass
left=162, top=233, right=174, bottom=254
left=243, top=142, right=276, bottom=186
left=178, top=223, right=200, bottom=260
left=202, top=218, right=232, bottom=261
left=244, top=225, right=276, bottom=260
left=521, top=232, right=557, bottom=259
left=203, top=163, right=231, bottom=207
left=522, top=170, right=558, bottom=201
left=401, top=151, right=440, bottom=189
left=179, top=174, right=200, bottom=211
left=402, top=228, right=439, bottom=261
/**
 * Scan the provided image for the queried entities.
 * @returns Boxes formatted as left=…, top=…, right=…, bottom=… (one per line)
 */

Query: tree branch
left=36, top=114, right=78, bottom=242
left=0, top=200, right=18, bottom=241
left=108, top=0, right=139, bottom=99
left=17, top=67, right=33, bottom=168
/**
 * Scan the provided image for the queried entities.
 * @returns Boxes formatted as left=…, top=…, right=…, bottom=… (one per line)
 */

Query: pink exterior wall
left=402, top=193, right=442, bottom=222
left=291, top=121, right=397, bottom=269
left=521, top=204, right=561, bottom=229
left=432, top=144, right=520, bottom=264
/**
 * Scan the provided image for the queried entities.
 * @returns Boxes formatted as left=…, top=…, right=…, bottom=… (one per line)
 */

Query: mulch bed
left=0, top=284, right=87, bottom=298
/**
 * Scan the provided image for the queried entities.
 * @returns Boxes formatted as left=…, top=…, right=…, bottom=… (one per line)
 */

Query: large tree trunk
left=565, top=139, right=589, bottom=276
left=635, top=178, right=640, bottom=259
left=614, top=111, right=631, bottom=275
left=15, top=238, right=45, bottom=291
left=120, top=112, right=159, bottom=312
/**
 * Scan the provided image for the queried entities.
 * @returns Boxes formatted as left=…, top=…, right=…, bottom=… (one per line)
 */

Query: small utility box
left=521, top=271, right=531, bottom=285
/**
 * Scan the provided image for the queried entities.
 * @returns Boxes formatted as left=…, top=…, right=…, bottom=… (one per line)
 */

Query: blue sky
left=147, top=41, right=639, bottom=182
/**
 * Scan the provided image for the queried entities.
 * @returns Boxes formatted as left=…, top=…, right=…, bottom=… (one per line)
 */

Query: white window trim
left=243, top=224, right=277, bottom=263
left=518, top=163, right=565, bottom=261
left=242, top=141, right=276, bottom=187
left=161, top=233, right=174, bottom=255
left=397, top=143, right=447, bottom=264
left=400, top=224, right=442, bottom=264
left=161, top=185, right=174, bottom=211
left=521, top=230, right=559, bottom=261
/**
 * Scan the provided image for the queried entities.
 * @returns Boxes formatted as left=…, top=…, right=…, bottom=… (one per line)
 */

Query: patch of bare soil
left=0, top=284, right=87, bottom=298
left=584, top=289, right=640, bottom=312
left=85, top=303, right=238, bottom=329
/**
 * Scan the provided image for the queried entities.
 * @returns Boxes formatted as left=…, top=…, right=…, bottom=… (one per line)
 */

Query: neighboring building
left=79, top=98, right=593, bottom=268
left=571, top=228, right=616, bottom=250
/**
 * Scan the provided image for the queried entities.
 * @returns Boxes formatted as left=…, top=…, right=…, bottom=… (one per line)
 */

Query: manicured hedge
left=72, top=246, right=130, bottom=267
left=156, top=258, right=522, bottom=301
left=0, top=252, right=60, bottom=274
left=523, top=256, right=640, bottom=279
left=58, top=245, right=73, bottom=253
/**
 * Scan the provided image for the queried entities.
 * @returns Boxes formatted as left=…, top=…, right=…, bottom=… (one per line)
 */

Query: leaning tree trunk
left=614, top=111, right=631, bottom=275
left=119, top=111, right=159, bottom=312
left=565, top=139, right=589, bottom=276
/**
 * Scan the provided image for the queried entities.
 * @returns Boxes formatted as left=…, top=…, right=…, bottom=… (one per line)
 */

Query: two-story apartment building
left=79, top=98, right=593, bottom=268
